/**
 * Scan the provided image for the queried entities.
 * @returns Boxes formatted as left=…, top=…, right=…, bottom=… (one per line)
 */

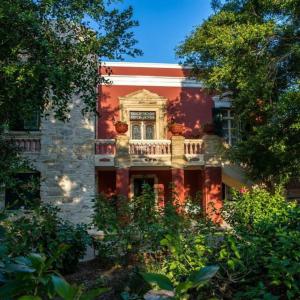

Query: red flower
left=239, top=187, right=249, bottom=194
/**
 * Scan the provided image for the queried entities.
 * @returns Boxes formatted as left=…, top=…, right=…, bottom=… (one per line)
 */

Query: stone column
left=202, top=166, right=222, bottom=223
left=171, top=136, right=185, bottom=206
left=115, top=134, right=130, bottom=198
left=171, top=168, right=185, bottom=206
left=116, top=168, right=129, bottom=198
left=202, top=134, right=222, bottom=165
left=39, top=95, right=95, bottom=224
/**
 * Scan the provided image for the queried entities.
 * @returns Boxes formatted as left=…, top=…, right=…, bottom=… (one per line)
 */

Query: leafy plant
left=141, top=265, right=219, bottom=299
left=0, top=252, right=108, bottom=299
left=177, top=0, right=300, bottom=186
left=3, top=204, right=91, bottom=274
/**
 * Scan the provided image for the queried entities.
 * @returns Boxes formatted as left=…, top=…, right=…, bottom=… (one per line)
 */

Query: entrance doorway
left=133, top=177, right=155, bottom=197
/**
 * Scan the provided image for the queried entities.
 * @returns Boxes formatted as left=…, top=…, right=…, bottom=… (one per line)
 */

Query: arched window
left=132, top=124, right=141, bottom=139
left=145, top=124, right=154, bottom=140
left=130, top=111, right=156, bottom=140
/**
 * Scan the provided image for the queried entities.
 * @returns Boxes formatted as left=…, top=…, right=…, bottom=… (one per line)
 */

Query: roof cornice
left=101, top=61, right=192, bottom=69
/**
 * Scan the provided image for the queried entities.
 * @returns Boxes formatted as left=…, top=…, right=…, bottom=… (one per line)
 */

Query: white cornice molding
left=101, top=61, right=192, bottom=69
left=102, top=75, right=202, bottom=88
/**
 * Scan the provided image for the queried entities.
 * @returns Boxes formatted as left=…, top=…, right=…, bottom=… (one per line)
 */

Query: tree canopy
left=0, top=0, right=141, bottom=189
left=0, top=0, right=141, bottom=124
left=177, top=0, right=300, bottom=186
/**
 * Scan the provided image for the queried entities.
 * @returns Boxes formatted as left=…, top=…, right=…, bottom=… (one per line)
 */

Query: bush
left=212, top=187, right=300, bottom=299
left=93, top=186, right=300, bottom=299
left=0, top=209, right=107, bottom=299
left=92, top=185, right=191, bottom=264
left=3, top=204, right=91, bottom=274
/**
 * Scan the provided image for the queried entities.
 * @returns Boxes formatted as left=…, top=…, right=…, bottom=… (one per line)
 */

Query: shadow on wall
left=167, top=88, right=213, bottom=138
left=97, top=86, right=119, bottom=139
left=39, top=97, right=96, bottom=209
left=97, top=86, right=214, bottom=140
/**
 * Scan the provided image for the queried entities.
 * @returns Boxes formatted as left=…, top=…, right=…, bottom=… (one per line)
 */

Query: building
left=2, top=62, right=250, bottom=223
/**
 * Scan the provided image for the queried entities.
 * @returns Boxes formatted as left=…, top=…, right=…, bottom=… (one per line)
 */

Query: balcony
left=4, top=132, right=41, bottom=154
left=95, top=139, right=116, bottom=166
left=130, top=140, right=171, bottom=166
left=94, top=136, right=217, bottom=168
left=184, top=139, right=204, bottom=165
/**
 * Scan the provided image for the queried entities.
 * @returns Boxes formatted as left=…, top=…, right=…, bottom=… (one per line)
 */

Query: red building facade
left=96, top=62, right=223, bottom=221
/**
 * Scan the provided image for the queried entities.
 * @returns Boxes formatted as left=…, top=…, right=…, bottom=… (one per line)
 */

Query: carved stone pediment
left=119, top=89, right=165, bottom=101
left=119, top=89, right=168, bottom=139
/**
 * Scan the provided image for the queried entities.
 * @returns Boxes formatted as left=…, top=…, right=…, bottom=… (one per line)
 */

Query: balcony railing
left=13, top=138, right=41, bottom=153
left=129, top=140, right=171, bottom=156
left=94, top=136, right=219, bottom=167
left=184, top=139, right=204, bottom=164
left=95, top=139, right=116, bottom=155
left=184, top=139, right=203, bottom=155
left=95, top=139, right=116, bottom=166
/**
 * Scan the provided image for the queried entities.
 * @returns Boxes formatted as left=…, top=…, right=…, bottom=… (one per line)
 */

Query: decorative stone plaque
left=130, top=111, right=156, bottom=121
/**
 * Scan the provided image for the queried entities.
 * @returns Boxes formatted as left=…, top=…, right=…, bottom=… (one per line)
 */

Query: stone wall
left=37, top=95, right=96, bottom=223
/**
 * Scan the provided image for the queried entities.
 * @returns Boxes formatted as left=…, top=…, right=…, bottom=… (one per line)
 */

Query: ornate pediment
left=119, top=89, right=166, bottom=101
left=119, top=89, right=167, bottom=139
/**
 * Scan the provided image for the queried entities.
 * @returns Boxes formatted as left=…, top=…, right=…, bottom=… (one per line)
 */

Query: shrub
left=3, top=204, right=90, bottom=274
left=212, top=187, right=300, bottom=299
left=92, top=184, right=194, bottom=264
left=0, top=209, right=107, bottom=299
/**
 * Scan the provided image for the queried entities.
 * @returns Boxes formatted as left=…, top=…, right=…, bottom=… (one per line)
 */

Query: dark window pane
left=133, top=178, right=154, bottom=197
left=132, top=124, right=141, bottom=139
left=5, top=173, right=40, bottom=209
left=145, top=124, right=154, bottom=139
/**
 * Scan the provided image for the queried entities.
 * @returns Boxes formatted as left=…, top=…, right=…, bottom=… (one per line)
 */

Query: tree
left=0, top=0, right=141, bottom=124
left=0, top=0, right=141, bottom=193
left=177, top=0, right=300, bottom=186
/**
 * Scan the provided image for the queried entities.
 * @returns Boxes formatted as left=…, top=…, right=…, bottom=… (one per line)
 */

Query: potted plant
left=169, top=122, right=184, bottom=136
left=114, top=121, right=128, bottom=134
left=203, top=123, right=215, bottom=135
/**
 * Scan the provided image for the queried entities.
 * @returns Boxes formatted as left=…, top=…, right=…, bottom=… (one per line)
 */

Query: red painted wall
left=98, top=84, right=213, bottom=139
left=184, top=170, right=202, bottom=201
left=97, top=170, right=116, bottom=197
left=100, top=66, right=191, bottom=77
left=97, top=169, right=204, bottom=204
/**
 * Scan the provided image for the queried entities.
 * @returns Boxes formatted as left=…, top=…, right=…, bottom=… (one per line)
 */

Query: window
left=222, top=183, right=233, bottom=200
left=213, top=108, right=240, bottom=145
left=133, top=177, right=155, bottom=197
left=130, top=111, right=156, bottom=140
left=9, top=110, right=40, bottom=131
left=132, top=124, right=142, bottom=139
left=5, top=172, right=40, bottom=209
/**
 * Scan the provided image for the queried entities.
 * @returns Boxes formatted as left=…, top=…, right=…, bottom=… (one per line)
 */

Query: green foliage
left=0, top=137, right=33, bottom=195
left=0, top=252, right=107, bottom=299
left=214, top=187, right=300, bottom=299
left=92, top=184, right=200, bottom=265
left=0, top=0, right=141, bottom=189
left=177, top=0, right=300, bottom=185
left=141, top=265, right=219, bottom=299
left=3, top=204, right=91, bottom=274
left=0, top=0, right=141, bottom=123
left=0, top=209, right=107, bottom=299
left=93, top=187, right=300, bottom=299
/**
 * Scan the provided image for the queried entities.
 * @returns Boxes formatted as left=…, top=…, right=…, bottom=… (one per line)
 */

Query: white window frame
left=130, top=120, right=156, bottom=140
left=130, top=174, right=158, bottom=202
left=222, top=110, right=234, bottom=145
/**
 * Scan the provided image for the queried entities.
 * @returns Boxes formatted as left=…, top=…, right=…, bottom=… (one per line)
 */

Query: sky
left=114, top=0, right=213, bottom=63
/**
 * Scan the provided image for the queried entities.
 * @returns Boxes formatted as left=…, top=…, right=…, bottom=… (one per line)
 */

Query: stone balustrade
left=184, top=139, right=203, bottom=155
left=13, top=138, right=41, bottom=153
left=95, top=134, right=222, bottom=168
left=95, top=139, right=116, bottom=166
left=129, top=140, right=171, bottom=156
left=95, top=139, right=116, bottom=155
left=4, top=133, right=41, bottom=153
left=184, top=139, right=204, bottom=165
